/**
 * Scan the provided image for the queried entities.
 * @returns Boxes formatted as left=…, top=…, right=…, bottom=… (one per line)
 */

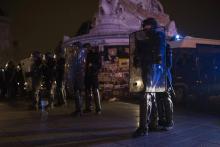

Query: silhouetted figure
left=54, top=53, right=66, bottom=106
left=5, top=60, right=17, bottom=100
left=15, top=63, right=25, bottom=97
left=40, top=52, right=56, bottom=109
left=84, top=44, right=102, bottom=114
left=29, top=51, right=42, bottom=109
left=133, top=18, right=166, bottom=137
left=69, top=42, right=86, bottom=116
left=0, top=67, right=6, bottom=98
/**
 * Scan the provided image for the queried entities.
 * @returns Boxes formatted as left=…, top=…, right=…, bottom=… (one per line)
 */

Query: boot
left=132, top=127, right=148, bottom=138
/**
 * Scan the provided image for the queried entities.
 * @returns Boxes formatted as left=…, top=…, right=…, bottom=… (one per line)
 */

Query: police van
left=169, top=37, right=220, bottom=110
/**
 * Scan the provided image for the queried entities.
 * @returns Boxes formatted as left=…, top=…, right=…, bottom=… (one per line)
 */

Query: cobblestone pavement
left=0, top=101, right=219, bottom=147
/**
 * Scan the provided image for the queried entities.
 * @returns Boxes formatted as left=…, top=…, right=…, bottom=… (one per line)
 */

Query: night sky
left=0, top=0, right=220, bottom=58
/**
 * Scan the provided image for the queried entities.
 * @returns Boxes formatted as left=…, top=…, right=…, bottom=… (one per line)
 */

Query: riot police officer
left=70, top=42, right=86, bottom=116
left=41, top=52, right=56, bottom=109
left=5, top=60, right=17, bottom=100
left=84, top=44, right=102, bottom=114
left=54, top=53, right=66, bottom=106
left=0, top=67, right=6, bottom=98
left=156, top=43, right=174, bottom=130
left=16, top=64, right=25, bottom=97
left=133, top=18, right=166, bottom=137
left=29, top=51, right=42, bottom=109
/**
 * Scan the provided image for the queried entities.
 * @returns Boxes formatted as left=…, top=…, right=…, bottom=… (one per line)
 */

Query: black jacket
left=85, top=51, right=102, bottom=77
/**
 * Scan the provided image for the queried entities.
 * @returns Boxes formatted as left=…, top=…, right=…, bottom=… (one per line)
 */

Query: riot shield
left=65, top=46, right=86, bottom=91
left=129, top=30, right=167, bottom=93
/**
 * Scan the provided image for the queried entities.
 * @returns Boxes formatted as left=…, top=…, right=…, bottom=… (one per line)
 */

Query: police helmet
left=31, top=51, right=41, bottom=59
left=142, top=17, right=158, bottom=29
left=45, top=52, right=54, bottom=60
left=73, top=42, right=82, bottom=48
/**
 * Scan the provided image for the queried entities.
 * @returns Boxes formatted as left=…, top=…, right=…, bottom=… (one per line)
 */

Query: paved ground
left=0, top=100, right=219, bottom=147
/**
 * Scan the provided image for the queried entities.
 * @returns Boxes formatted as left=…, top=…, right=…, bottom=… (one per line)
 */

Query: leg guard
left=156, top=92, right=166, bottom=126
left=93, top=89, right=101, bottom=112
left=164, top=91, right=174, bottom=126
left=133, top=93, right=152, bottom=137
left=139, top=92, right=152, bottom=130
left=74, top=90, right=83, bottom=113
left=35, top=88, right=40, bottom=111
left=148, top=93, right=158, bottom=130
left=48, top=87, right=55, bottom=109
left=85, top=89, right=92, bottom=111
left=61, top=82, right=67, bottom=105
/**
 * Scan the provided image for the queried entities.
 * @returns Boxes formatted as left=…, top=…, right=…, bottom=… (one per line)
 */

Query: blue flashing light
left=170, top=34, right=183, bottom=41
left=175, top=35, right=180, bottom=40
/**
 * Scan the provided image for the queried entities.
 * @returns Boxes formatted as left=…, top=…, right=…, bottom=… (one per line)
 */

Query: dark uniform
left=0, top=68, right=6, bottom=98
left=69, top=42, right=86, bottom=116
left=84, top=45, right=102, bottom=114
left=40, top=52, right=56, bottom=109
left=5, top=61, right=17, bottom=100
left=156, top=44, right=174, bottom=130
left=54, top=54, right=66, bottom=106
left=133, top=18, right=166, bottom=137
left=16, top=64, right=25, bottom=97
left=30, top=51, right=42, bottom=109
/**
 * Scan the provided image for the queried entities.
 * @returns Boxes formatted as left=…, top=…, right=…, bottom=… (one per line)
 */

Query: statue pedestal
left=63, top=0, right=177, bottom=46
left=90, top=15, right=131, bottom=35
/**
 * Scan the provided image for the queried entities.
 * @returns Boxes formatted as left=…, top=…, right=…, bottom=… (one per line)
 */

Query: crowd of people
left=0, top=42, right=102, bottom=116
left=0, top=61, right=25, bottom=100
left=28, top=51, right=66, bottom=110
